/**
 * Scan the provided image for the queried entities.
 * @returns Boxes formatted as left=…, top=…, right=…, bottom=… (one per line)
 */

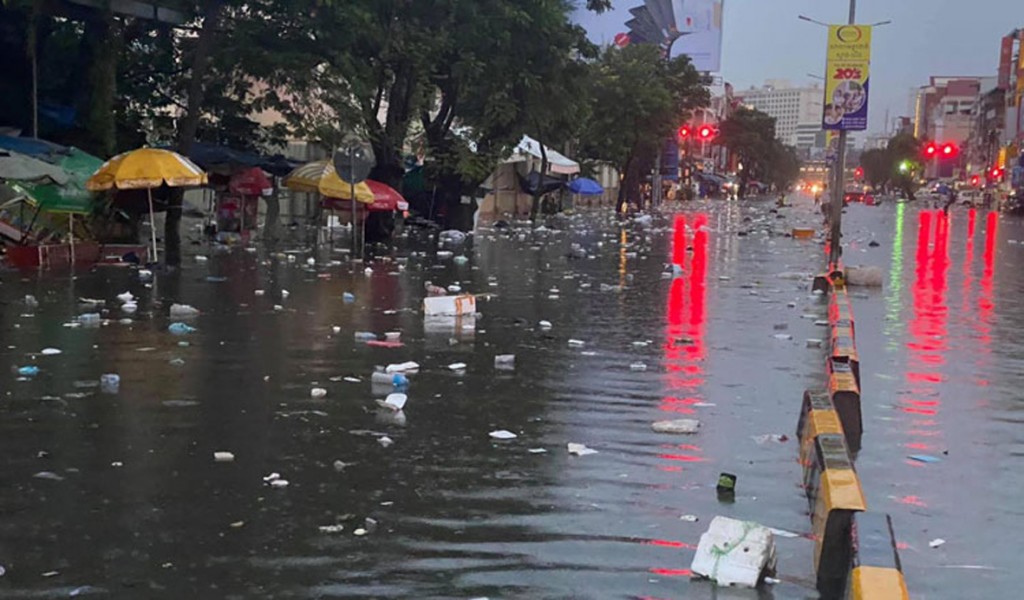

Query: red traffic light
left=924, top=142, right=937, bottom=157
left=854, top=167, right=864, bottom=179
left=941, top=143, right=958, bottom=157
left=991, top=167, right=1003, bottom=179
left=971, top=174, right=980, bottom=187
left=698, top=126, right=715, bottom=139
left=678, top=126, right=691, bottom=139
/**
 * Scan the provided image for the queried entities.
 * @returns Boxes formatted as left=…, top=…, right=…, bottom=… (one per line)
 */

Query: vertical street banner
left=997, top=35, right=1014, bottom=91
left=822, top=25, right=872, bottom=131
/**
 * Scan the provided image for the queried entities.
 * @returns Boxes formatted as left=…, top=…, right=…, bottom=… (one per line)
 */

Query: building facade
left=735, top=81, right=823, bottom=151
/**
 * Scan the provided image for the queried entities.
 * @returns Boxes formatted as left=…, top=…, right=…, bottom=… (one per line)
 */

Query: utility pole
left=829, top=0, right=856, bottom=269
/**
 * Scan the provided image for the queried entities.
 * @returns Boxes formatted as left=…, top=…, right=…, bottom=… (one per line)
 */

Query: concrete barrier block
left=798, top=390, right=845, bottom=483
left=830, top=325, right=861, bottom=387
left=828, top=359, right=863, bottom=452
left=810, top=434, right=867, bottom=592
left=690, top=516, right=777, bottom=588
left=842, top=513, right=909, bottom=599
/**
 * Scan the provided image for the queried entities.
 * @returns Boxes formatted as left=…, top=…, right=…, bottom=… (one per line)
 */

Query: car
left=843, top=190, right=876, bottom=205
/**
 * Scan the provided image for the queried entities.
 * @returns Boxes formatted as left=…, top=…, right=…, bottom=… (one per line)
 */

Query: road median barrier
left=807, top=433, right=867, bottom=594
left=828, top=358, right=862, bottom=453
left=830, top=324, right=861, bottom=388
left=845, top=513, right=909, bottom=600
left=797, top=390, right=845, bottom=480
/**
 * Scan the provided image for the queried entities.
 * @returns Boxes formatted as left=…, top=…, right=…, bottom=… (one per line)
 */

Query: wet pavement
left=0, top=197, right=1015, bottom=598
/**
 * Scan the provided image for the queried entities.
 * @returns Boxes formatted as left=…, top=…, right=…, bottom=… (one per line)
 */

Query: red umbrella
left=229, top=167, right=273, bottom=196
left=323, top=179, right=407, bottom=212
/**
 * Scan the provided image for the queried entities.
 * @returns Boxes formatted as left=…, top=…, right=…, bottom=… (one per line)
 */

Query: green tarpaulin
left=16, top=148, right=104, bottom=214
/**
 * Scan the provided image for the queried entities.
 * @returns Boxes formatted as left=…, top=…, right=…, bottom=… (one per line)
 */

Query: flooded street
left=1, top=198, right=1020, bottom=598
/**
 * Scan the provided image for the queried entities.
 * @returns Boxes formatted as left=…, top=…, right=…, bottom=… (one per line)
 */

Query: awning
left=508, top=136, right=580, bottom=175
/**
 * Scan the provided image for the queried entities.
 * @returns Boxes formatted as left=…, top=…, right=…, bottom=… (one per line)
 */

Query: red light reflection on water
left=662, top=214, right=709, bottom=469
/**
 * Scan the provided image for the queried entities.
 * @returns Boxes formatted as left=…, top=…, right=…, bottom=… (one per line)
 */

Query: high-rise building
left=735, top=81, right=824, bottom=150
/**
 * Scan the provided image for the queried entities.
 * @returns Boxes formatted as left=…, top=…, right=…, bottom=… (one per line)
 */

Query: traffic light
left=941, top=143, right=958, bottom=158
left=924, top=142, right=937, bottom=158
left=971, top=174, right=980, bottom=187
left=677, top=126, right=691, bottom=139
left=698, top=126, right=715, bottom=140
left=854, top=167, right=864, bottom=179
left=990, top=167, right=1003, bottom=181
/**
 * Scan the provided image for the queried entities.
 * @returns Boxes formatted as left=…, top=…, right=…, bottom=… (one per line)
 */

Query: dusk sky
left=574, top=0, right=1020, bottom=135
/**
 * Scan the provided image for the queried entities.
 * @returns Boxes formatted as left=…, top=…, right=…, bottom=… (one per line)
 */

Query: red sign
left=614, top=32, right=631, bottom=48
left=998, top=36, right=1014, bottom=90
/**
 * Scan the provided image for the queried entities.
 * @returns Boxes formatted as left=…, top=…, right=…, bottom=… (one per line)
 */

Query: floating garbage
left=908, top=454, right=941, bottom=463
left=122, top=301, right=138, bottom=313
left=752, top=434, right=789, bottom=444
left=100, top=373, right=120, bottom=393
left=385, top=362, right=419, bottom=374
left=77, top=313, right=102, bottom=326
left=929, top=538, right=946, bottom=548
left=310, top=388, right=327, bottom=399
left=690, top=516, right=777, bottom=588
left=254, top=289, right=265, bottom=296
left=447, top=284, right=462, bottom=293
left=772, top=333, right=792, bottom=340
left=354, top=331, right=377, bottom=341
left=538, top=320, right=553, bottom=330
left=489, top=430, right=517, bottom=440
left=494, top=354, right=516, bottom=370
left=423, top=294, right=476, bottom=317
left=281, top=290, right=290, bottom=299
left=378, top=436, right=394, bottom=448
left=371, top=371, right=409, bottom=388
left=168, top=322, right=196, bottom=335
left=116, top=291, right=134, bottom=304
left=24, top=294, right=39, bottom=308
left=342, top=292, right=355, bottom=303
left=845, top=265, right=883, bottom=287
left=319, top=524, right=345, bottom=534
left=213, top=451, right=235, bottom=463
left=567, top=442, right=598, bottom=456
left=680, top=515, right=700, bottom=522
left=138, top=269, right=153, bottom=281
left=448, top=362, right=467, bottom=371
left=169, top=303, right=200, bottom=318
left=652, top=419, right=700, bottom=434
left=33, top=471, right=64, bottom=481
left=17, top=365, right=39, bottom=377
left=568, top=339, right=585, bottom=348
left=40, top=348, right=61, bottom=356
left=453, top=255, right=469, bottom=265
left=376, top=393, right=407, bottom=412
left=630, top=362, right=648, bottom=372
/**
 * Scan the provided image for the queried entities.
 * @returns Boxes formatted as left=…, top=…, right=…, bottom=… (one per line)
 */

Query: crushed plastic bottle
left=168, top=322, right=196, bottom=335
left=17, top=365, right=40, bottom=377
left=371, top=371, right=409, bottom=388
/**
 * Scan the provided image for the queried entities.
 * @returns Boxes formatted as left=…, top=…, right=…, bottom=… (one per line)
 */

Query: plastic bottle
left=100, top=373, right=120, bottom=393
left=371, top=372, right=409, bottom=388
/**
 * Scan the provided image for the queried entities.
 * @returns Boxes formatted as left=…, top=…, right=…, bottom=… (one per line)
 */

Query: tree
left=859, top=147, right=891, bottom=191
left=717, top=107, right=776, bottom=197
left=578, top=44, right=709, bottom=210
left=765, top=140, right=801, bottom=192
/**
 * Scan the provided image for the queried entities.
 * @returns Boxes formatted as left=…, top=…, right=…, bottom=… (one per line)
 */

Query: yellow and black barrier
left=846, top=512, right=909, bottom=600
left=807, top=433, right=867, bottom=593
left=830, top=324, right=861, bottom=388
left=829, top=289, right=856, bottom=334
left=828, top=358, right=863, bottom=453
left=797, top=390, right=846, bottom=483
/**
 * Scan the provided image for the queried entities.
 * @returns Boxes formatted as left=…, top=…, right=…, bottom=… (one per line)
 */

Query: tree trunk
left=263, top=195, right=280, bottom=241
left=166, top=0, right=223, bottom=267
left=530, top=136, right=549, bottom=222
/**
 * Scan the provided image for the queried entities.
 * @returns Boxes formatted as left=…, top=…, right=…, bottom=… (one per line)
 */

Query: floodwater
left=0, top=198, right=1014, bottom=598
left=840, top=201, right=1024, bottom=599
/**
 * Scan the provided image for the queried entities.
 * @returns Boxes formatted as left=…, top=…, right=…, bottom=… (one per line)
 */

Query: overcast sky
left=574, top=0, right=1019, bottom=134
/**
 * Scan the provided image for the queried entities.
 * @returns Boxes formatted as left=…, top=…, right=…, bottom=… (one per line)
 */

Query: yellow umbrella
left=283, top=159, right=374, bottom=203
left=86, top=148, right=207, bottom=263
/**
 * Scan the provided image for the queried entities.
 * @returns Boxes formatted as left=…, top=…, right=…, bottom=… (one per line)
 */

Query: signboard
left=998, top=36, right=1015, bottom=91
left=822, top=25, right=872, bottom=131
left=333, top=137, right=374, bottom=184
left=671, top=0, right=723, bottom=73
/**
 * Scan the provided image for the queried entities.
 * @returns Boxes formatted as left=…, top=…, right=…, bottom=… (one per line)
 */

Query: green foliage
left=857, top=132, right=923, bottom=197
left=717, top=107, right=777, bottom=186
left=765, top=141, right=801, bottom=190
left=577, top=44, right=709, bottom=204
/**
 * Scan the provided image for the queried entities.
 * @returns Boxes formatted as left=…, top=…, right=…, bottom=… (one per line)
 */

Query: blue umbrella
left=567, top=177, right=604, bottom=196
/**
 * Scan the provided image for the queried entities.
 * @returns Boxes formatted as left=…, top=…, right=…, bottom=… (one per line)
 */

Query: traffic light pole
left=829, top=0, right=856, bottom=270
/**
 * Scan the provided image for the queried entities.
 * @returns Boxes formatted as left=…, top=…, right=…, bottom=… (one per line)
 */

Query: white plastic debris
left=489, top=430, right=517, bottom=440
left=690, top=516, right=777, bottom=588
left=310, top=388, right=327, bottom=398
left=376, top=393, right=407, bottom=412
left=40, top=348, right=62, bottom=356
left=652, top=419, right=700, bottom=434
left=680, top=515, right=700, bottom=522
left=773, top=333, right=793, bottom=340
left=122, top=301, right=138, bottom=313
left=385, top=361, right=420, bottom=374
left=306, top=257, right=316, bottom=266
left=378, top=436, right=394, bottom=447
left=318, top=524, right=344, bottom=534
left=269, top=479, right=289, bottom=488
left=567, top=442, right=598, bottom=456
left=494, top=354, right=516, bottom=369
left=24, top=294, right=39, bottom=308
left=448, top=362, right=467, bottom=371
left=528, top=448, right=547, bottom=454
left=213, top=451, right=235, bottom=463
left=116, top=291, right=134, bottom=304
left=254, top=289, right=265, bottom=296
left=845, top=265, right=883, bottom=287
left=630, top=362, right=648, bottom=372
left=568, top=339, right=585, bottom=348
left=538, top=320, right=553, bottom=330
left=929, top=538, right=946, bottom=548
left=423, top=294, right=476, bottom=317
left=169, top=303, right=200, bottom=318
left=364, top=267, right=373, bottom=276
left=195, top=255, right=208, bottom=262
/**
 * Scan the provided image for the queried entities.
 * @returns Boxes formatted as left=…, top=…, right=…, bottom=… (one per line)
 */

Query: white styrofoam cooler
left=689, top=516, right=777, bottom=588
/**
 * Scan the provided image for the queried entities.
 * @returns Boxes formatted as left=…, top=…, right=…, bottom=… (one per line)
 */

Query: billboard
left=822, top=25, right=873, bottom=131
left=671, top=0, right=723, bottom=73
